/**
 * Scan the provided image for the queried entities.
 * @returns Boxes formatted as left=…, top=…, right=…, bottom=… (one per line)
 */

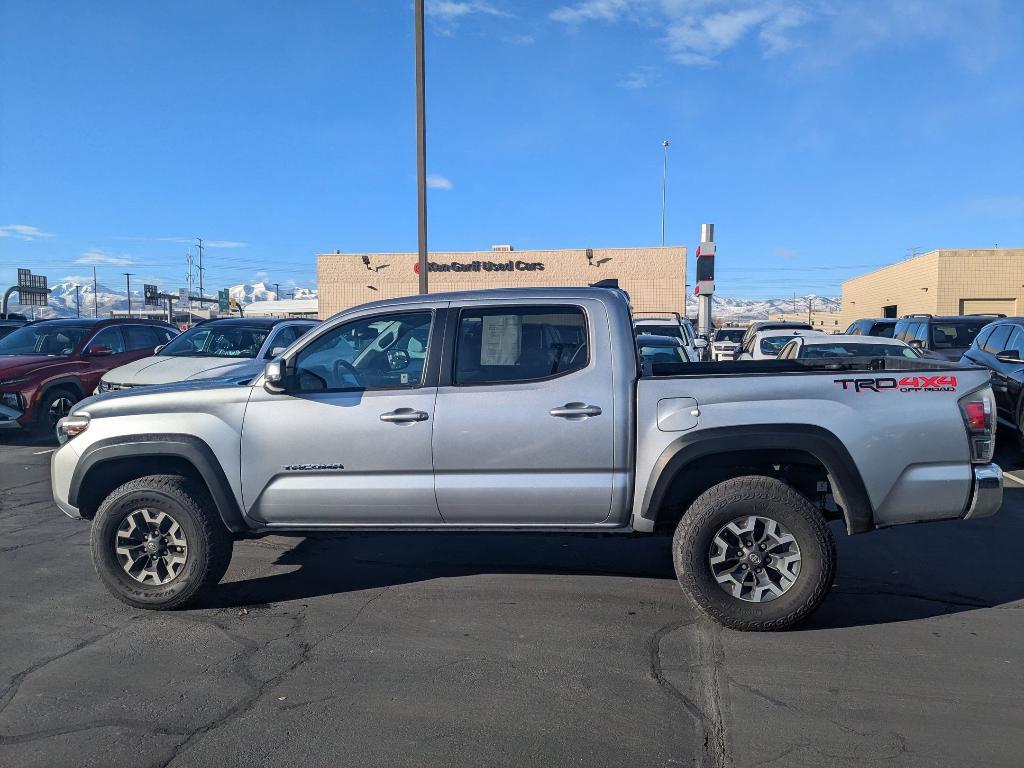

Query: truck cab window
left=454, top=306, right=588, bottom=385
left=293, top=311, right=432, bottom=391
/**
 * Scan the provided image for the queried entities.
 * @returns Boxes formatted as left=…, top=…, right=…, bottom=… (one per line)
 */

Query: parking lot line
left=1003, top=471, right=1024, bottom=487
left=32, top=449, right=54, bottom=455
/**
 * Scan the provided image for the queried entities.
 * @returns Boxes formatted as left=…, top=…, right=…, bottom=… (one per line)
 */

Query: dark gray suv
left=892, top=314, right=999, bottom=361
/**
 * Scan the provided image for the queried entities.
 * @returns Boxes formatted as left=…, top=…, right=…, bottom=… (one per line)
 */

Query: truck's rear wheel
left=672, top=475, right=836, bottom=631
left=90, top=475, right=233, bottom=610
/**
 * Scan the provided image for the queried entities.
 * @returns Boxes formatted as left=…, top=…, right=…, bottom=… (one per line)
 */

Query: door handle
left=549, top=403, right=602, bottom=418
left=380, top=408, right=429, bottom=423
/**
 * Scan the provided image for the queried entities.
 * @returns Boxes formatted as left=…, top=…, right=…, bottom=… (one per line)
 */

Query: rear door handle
left=549, top=403, right=602, bottom=418
left=380, top=408, right=429, bottom=423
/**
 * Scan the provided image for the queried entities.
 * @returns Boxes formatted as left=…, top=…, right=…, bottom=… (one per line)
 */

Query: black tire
left=90, top=474, right=233, bottom=610
left=672, top=475, right=836, bottom=631
left=35, top=386, right=79, bottom=439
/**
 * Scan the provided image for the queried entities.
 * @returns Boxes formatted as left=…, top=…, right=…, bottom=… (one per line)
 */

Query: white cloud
left=426, top=174, right=454, bottom=190
left=203, top=240, right=246, bottom=249
left=619, top=65, right=658, bottom=89
left=549, top=0, right=1011, bottom=70
left=426, top=1, right=510, bottom=33
left=0, top=224, right=55, bottom=241
left=76, top=249, right=134, bottom=266
left=770, top=246, right=799, bottom=261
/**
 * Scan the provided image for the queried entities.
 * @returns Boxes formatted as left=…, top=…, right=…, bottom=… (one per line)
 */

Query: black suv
left=844, top=318, right=897, bottom=338
left=961, top=318, right=1024, bottom=437
left=892, top=314, right=999, bottom=361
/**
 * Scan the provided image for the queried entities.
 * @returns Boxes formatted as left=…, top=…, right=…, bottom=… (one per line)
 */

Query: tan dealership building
left=317, top=246, right=687, bottom=319
left=840, top=248, right=1024, bottom=326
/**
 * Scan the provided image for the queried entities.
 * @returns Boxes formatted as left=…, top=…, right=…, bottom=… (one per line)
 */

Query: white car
left=775, top=334, right=921, bottom=360
left=97, top=317, right=317, bottom=391
left=709, top=327, right=746, bottom=361
left=736, top=328, right=826, bottom=360
left=633, top=313, right=706, bottom=361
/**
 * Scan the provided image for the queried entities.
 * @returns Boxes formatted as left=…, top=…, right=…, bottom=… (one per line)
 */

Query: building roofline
left=318, top=246, right=686, bottom=258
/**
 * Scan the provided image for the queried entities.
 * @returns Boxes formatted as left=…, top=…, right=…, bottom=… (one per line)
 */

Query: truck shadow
left=204, top=487, right=1024, bottom=630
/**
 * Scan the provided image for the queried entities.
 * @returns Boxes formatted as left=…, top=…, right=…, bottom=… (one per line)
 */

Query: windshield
left=760, top=336, right=798, bottom=355
left=159, top=325, right=269, bottom=358
left=637, top=324, right=684, bottom=341
left=799, top=343, right=918, bottom=359
left=930, top=321, right=988, bottom=350
left=714, top=329, right=744, bottom=343
left=0, top=325, right=91, bottom=357
left=639, top=344, right=688, bottom=364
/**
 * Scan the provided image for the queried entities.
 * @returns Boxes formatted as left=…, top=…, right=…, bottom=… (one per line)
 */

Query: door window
left=973, top=325, right=994, bottom=352
left=124, top=325, right=159, bottom=351
left=453, top=306, right=588, bottom=385
left=984, top=325, right=1012, bottom=355
left=1004, top=326, right=1024, bottom=358
left=293, top=311, right=432, bottom=391
left=88, top=327, right=125, bottom=354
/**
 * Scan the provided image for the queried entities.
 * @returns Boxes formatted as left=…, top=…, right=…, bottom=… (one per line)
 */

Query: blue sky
left=1, top=0, right=1022, bottom=300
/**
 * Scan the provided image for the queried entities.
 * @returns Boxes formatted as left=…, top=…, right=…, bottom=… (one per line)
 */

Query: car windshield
left=0, top=325, right=91, bottom=356
left=872, top=324, right=895, bottom=338
left=638, top=344, right=688, bottom=364
left=799, top=343, right=918, bottom=359
left=159, top=325, right=270, bottom=358
left=930, top=321, right=988, bottom=349
left=714, top=329, right=744, bottom=342
left=760, top=336, right=798, bottom=355
left=637, top=324, right=684, bottom=340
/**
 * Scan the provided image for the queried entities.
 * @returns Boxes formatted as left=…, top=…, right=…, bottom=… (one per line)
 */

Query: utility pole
left=93, top=267, right=98, bottom=317
left=196, top=238, right=205, bottom=302
left=807, top=296, right=815, bottom=326
left=74, top=284, right=80, bottom=318
left=414, top=0, right=428, bottom=294
left=123, top=272, right=135, bottom=318
left=274, top=282, right=281, bottom=301
left=661, top=139, right=669, bottom=247
left=186, top=251, right=194, bottom=315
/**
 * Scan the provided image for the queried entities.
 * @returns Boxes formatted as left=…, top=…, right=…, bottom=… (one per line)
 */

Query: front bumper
left=0, top=401, right=25, bottom=430
left=963, top=463, right=1003, bottom=520
left=51, top=442, right=83, bottom=519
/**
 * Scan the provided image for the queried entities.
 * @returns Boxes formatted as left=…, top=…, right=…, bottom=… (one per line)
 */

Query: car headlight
left=56, top=413, right=90, bottom=445
left=1, top=392, right=20, bottom=410
left=98, top=380, right=113, bottom=392
left=0, top=376, right=29, bottom=387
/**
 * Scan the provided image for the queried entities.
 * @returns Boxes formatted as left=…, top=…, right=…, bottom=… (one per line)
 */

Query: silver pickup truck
left=51, top=287, right=1003, bottom=630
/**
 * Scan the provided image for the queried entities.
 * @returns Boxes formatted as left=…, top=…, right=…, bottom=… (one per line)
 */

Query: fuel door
left=657, top=397, right=700, bottom=432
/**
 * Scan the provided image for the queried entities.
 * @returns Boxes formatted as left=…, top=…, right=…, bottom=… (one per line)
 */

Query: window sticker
left=480, top=315, right=522, bottom=366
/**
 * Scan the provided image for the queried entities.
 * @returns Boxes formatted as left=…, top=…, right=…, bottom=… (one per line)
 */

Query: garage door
left=959, top=298, right=1016, bottom=315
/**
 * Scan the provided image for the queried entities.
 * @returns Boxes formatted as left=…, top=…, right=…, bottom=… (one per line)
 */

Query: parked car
left=960, top=318, right=1024, bottom=439
left=636, top=333, right=694, bottom=374
left=736, top=328, right=825, bottom=360
left=97, top=317, right=318, bottom=391
left=844, top=318, right=897, bottom=338
left=633, top=313, right=706, bottom=362
left=0, top=318, right=178, bottom=437
left=776, top=334, right=920, bottom=360
left=52, top=287, right=1001, bottom=631
left=709, top=327, right=746, bottom=361
left=0, top=318, right=29, bottom=340
left=893, top=314, right=1000, bottom=361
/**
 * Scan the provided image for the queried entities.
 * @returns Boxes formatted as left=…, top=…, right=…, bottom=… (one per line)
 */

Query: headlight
left=56, top=414, right=90, bottom=445
left=99, top=380, right=113, bottom=392
left=0, top=376, right=29, bottom=387
left=1, top=392, right=20, bottom=410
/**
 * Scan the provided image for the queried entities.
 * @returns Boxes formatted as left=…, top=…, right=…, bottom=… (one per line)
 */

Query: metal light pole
left=123, top=272, right=135, bottom=318
left=414, top=0, right=429, bottom=294
left=92, top=267, right=98, bottom=317
left=660, top=139, right=669, bottom=247
left=74, top=284, right=80, bottom=318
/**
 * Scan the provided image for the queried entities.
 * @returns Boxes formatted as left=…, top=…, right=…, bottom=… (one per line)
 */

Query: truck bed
left=649, top=357, right=975, bottom=378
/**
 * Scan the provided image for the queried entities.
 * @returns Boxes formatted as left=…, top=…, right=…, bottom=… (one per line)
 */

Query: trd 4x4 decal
left=833, top=375, right=958, bottom=393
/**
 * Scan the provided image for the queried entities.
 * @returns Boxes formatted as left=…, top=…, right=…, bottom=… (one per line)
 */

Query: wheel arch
left=69, top=434, right=248, bottom=534
left=638, top=424, right=874, bottom=535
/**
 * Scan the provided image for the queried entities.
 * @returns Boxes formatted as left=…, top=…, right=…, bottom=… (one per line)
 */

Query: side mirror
left=996, top=349, right=1023, bottom=363
left=908, top=339, right=924, bottom=349
left=154, top=344, right=165, bottom=354
left=387, top=349, right=410, bottom=370
left=693, top=338, right=708, bottom=349
left=263, top=359, right=287, bottom=393
left=86, top=345, right=113, bottom=356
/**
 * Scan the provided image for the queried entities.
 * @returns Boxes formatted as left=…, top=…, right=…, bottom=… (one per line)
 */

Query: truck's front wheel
left=90, top=475, right=233, bottom=610
left=672, top=475, right=836, bottom=631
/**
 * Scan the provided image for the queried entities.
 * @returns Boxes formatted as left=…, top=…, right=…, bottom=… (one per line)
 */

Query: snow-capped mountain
left=16, top=281, right=320, bottom=319
left=711, top=294, right=841, bottom=321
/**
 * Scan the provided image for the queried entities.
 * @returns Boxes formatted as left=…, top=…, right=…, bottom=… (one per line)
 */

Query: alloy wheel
left=709, top=514, right=802, bottom=602
left=115, top=509, right=189, bottom=585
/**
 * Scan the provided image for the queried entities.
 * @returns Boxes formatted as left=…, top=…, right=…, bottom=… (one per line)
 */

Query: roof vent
left=491, top=244, right=513, bottom=252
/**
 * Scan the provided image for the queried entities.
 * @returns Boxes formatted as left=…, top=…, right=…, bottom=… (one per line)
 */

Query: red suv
left=0, top=318, right=178, bottom=438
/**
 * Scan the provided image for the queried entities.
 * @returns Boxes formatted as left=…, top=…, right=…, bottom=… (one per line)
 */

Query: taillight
left=959, top=394, right=994, bottom=463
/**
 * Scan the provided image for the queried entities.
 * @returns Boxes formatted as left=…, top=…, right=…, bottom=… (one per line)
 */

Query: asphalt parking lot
left=1, top=433, right=1022, bottom=768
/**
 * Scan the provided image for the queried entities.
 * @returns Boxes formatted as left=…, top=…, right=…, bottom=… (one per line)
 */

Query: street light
left=414, top=0, right=429, bottom=294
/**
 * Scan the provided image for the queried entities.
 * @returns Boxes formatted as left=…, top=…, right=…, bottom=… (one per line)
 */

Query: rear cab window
left=931, top=320, right=988, bottom=350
